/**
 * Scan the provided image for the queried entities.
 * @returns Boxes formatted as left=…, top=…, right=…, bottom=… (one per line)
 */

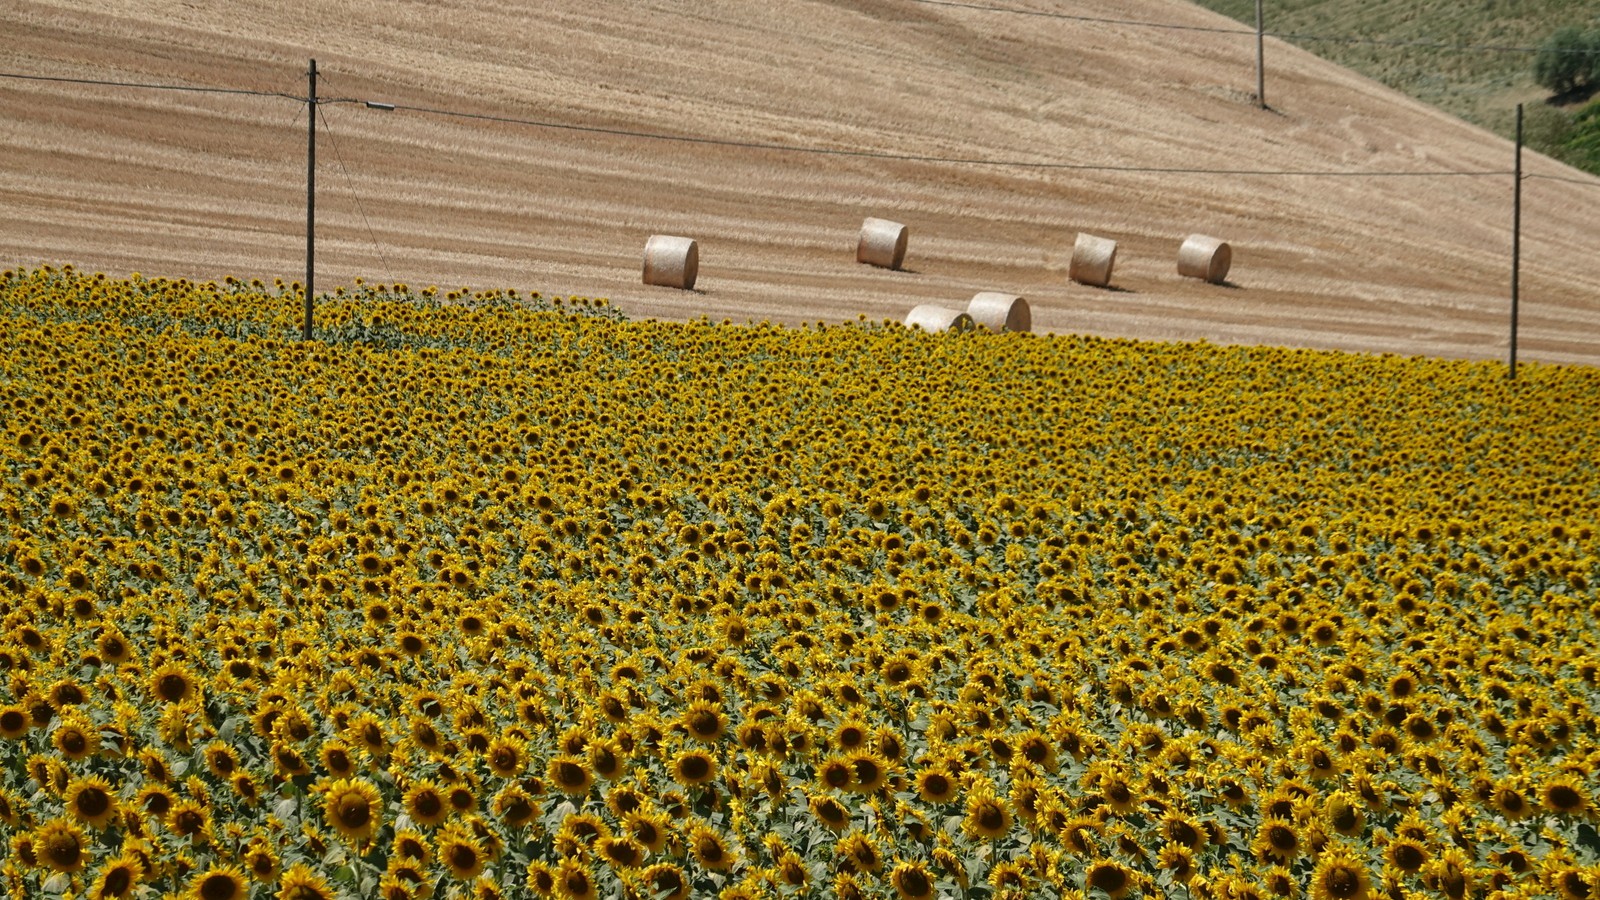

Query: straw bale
left=904, top=304, right=974, bottom=333
left=642, top=235, right=699, bottom=290
left=967, top=292, right=1031, bottom=333
left=857, top=217, right=909, bottom=270
left=1177, top=234, right=1232, bottom=284
left=1069, top=233, right=1117, bottom=287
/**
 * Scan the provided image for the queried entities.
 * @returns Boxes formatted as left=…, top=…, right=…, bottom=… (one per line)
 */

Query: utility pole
left=1510, top=103, right=1523, bottom=380
left=304, top=58, right=317, bottom=342
left=1255, top=0, right=1266, bottom=109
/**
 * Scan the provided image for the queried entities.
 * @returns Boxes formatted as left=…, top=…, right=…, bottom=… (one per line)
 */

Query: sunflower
left=494, top=785, right=538, bottom=829
left=845, top=750, right=890, bottom=793
left=272, top=742, right=312, bottom=778
left=403, top=779, right=450, bottom=827
left=587, top=737, right=626, bottom=780
left=35, top=817, right=88, bottom=872
left=817, top=755, right=855, bottom=792
left=669, top=748, right=717, bottom=787
left=1323, top=792, right=1365, bottom=837
left=1157, top=842, right=1197, bottom=883
left=0, top=704, right=29, bottom=738
left=0, top=788, right=19, bottom=827
left=349, top=713, right=390, bottom=758
left=810, top=795, right=852, bottom=832
left=1491, top=781, right=1532, bottom=820
left=890, top=860, right=936, bottom=900
left=150, top=663, right=197, bottom=704
left=915, top=766, right=958, bottom=804
left=625, top=810, right=671, bottom=852
left=1541, top=776, right=1591, bottom=816
left=1099, top=774, right=1140, bottom=815
left=778, top=850, right=811, bottom=888
left=322, top=777, right=382, bottom=843
left=1548, top=864, right=1595, bottom=900
left=526, top=860, right=558, bottom=897
left=1085, top=859, right=1134, bottom=899
left=203, top=742, right=241, bottom=779
left=597, top=835, right=646, bottom=869
left=964, top=791, right=1013, bottom=840
left=1311, top=849, right=1372, bottom=900
left=1384, top=837, right=1428, bottom=875
left=689, top=823, right=735, bottom=871
left=1156, top=811, right=1205, bottom=851
left=548, top=754, right=594, bottom=796
left=486, top=736, right=525, bottom=778
left=275, top=862, right=336, bottom=900
left=836, top=831, right=882, bottom=874
left=682, top=701, right=727, bottom=743
left=65, top=774, right=119, bottom=829
left=438, top=823, right=487, bottom=880
left=1253, top=818, right=1302, bottom=864
left=535, top=859, right=588, bottom=900
left=189, top=866, right=248, bottom=900
left=88, top=851, right=144, bottom=900
left=639, top=864, right=690, bottom=900
left=166, top=799, right=211, bottom=844
left=447, top=783, right=478, bottom=815
left=243, top=841, right=281, bottom=883
left=53, top=715, right=100, bottom=760
left=319, top=741, right=356, bottom=778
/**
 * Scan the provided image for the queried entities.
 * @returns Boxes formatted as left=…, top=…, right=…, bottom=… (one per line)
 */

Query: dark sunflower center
left=75, top=787, right=111, bottom=817
left=157, top=674, right=189, bottom=701
left=679, top=756, right=709, bottom=780
left=199, top=873, right=240, bottom=900
left=103, top=866, right=133, bottom=894
left=899, top=868, right=931, bottom=897
left=1089, top=864, right=1127, bottom=893
left=337, top=795, right=371, bottom=827
left=977, top=803, right=1006, bottom=831
left=1324, top=866, right=1361, bottom=899
left=413, top=792, right=442, bottom=817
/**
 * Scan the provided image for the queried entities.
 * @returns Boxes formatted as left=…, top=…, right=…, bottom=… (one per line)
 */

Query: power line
left=1272, top=31, right=1573, bottom=54
left=0, top=65, right=1523, bottom=178
left=316, top=101, right=395, bottom=286
left=1526, top=173, right=1600, bottom=187
left=904, top=0, right=1249, bottom=35
left=335, top=98, right=1510, bottom=179
left=904, top=0, right=1597, bottom=54
left=0, top=70, right=300, bottom=101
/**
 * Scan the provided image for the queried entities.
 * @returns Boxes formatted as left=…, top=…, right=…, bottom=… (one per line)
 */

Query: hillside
left=2, top=0, right=1599, bottom=363
left=1191, top=0, right=1600, bottom=143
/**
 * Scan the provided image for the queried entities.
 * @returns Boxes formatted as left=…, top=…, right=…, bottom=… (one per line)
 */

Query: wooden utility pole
left=304, top=58, right=317, bottom=341
left=1510, top=103, right=1523, bottom=379
left=1255, top=0, right=1266, bottom=109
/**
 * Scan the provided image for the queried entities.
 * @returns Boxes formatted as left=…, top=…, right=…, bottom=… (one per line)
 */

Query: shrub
left=1533, top=25, right=1600, bottom=97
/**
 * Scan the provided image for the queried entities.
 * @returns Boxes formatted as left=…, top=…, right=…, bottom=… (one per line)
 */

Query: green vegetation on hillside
left=1192, top=0, right=1600, bottom=172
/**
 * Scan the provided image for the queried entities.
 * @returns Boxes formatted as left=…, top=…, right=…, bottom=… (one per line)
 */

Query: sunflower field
left=1, top=265, right=1598, bottom=900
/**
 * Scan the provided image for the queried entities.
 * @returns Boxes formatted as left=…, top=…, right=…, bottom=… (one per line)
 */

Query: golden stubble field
left=1, top=0, right=1598, bottom=363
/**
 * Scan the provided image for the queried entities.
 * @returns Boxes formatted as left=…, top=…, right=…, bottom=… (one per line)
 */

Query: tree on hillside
left=1533, top=26, right=1600, bottom=97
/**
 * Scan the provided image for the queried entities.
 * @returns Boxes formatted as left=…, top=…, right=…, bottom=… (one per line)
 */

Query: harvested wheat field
left=2, top=0, right=1598, bottom=363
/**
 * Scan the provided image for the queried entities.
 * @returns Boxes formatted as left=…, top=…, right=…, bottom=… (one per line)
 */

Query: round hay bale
left=857, top=217, right=908, bottom=270
left=642, top=235, right=699, bottom=290
left=1069, top=233, right=1117, bottom=287
left=904, top=304, right=974, bottom=334
left=967, top=292, right=1031, bottom=333
left=1177, top=234, right=1232, bottom=284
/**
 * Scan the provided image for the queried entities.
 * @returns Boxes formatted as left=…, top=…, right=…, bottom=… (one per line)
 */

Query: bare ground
left=3, top=0, right=1598, bottom=364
